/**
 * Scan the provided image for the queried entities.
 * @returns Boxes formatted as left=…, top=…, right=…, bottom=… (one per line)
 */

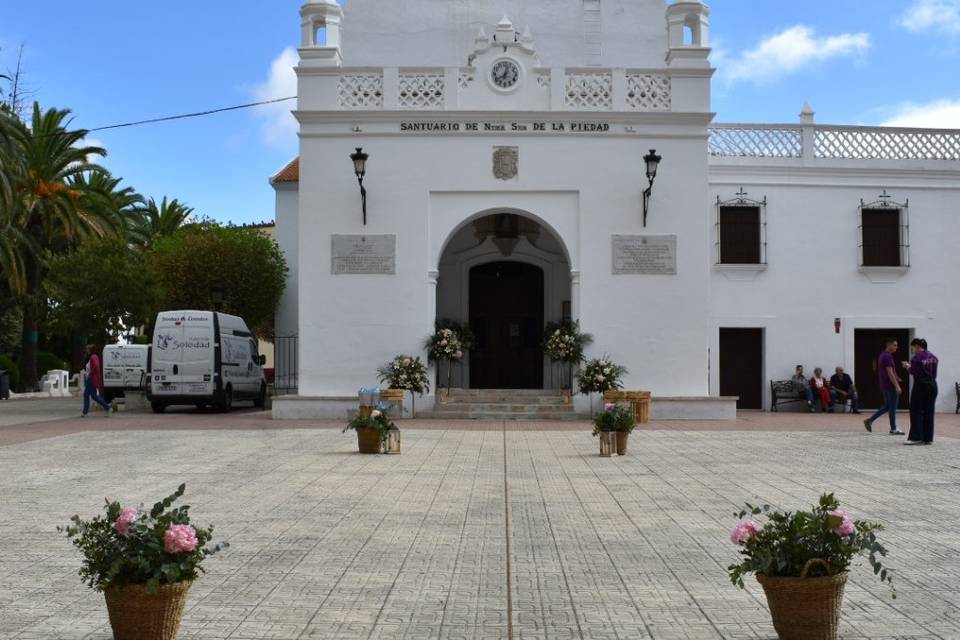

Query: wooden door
left=469, top=262, right=544, bottom=389
left=854, top=329, right=911, bottom=410
left=719, top=328, right=763, bottom=409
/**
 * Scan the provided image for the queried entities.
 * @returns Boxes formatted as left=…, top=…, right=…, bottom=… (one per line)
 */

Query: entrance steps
left=422, top=389, right=580, bottom=421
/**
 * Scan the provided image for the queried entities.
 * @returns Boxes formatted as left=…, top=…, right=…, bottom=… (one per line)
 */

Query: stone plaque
left=331, top=235, right=396, bottom=275
left=612, top=235, right=677, bottom=275
left=493, top=146, right=519, bottom=180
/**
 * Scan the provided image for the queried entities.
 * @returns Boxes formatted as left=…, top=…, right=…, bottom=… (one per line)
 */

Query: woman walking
left=81, top=344, right=112, bottom=417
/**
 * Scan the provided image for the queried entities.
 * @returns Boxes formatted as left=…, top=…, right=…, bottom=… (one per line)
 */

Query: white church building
left=271, top=0, right=960, bottom=419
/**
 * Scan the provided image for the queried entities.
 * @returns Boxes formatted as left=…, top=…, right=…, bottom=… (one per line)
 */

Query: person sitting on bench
left=792, top=365, right=815, bottom=412
left=810, top=367, right=836, bottom=412
left=829, top=366, right=860, bottom=414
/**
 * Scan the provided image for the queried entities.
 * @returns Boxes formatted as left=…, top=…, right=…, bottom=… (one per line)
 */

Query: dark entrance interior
left=719, top=328, right=763, bottom=409
left=854, top=329, right=911, bottom=410
left=469, top=261, right=544, bottom=389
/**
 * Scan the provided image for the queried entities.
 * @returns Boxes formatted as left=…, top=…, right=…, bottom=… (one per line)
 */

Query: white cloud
left=899, top=0, right=960, bottom=34
left=73, top=137, right=106, bottom=164
left=881, top=99, right=960, bottom=128
left=719, top=25, right=870, bottom=84
left=252, top=47, right=298, bottom=148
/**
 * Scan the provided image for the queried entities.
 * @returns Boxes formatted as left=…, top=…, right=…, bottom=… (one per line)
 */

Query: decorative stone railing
left=709, top=124, right=960, bottom=162
left=325, top=67, right=673, bottom=112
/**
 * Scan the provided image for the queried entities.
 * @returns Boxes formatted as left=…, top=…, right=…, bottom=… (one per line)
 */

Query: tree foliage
left=149, top=224, right=287, bottom=336
left=45, top=239, right=161, bottom=341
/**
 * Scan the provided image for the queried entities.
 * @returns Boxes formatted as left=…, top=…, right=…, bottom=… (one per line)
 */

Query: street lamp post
left=350, top=147, right=369, bottom=225
left=642, top=149, right=662, bottom=227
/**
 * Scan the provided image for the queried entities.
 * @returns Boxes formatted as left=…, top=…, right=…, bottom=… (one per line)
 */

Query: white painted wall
left=275, top=184, right=300, bottom=339
left=340, top=0, right=670, bottom=69
left=709, top=162, right=960, bottom=412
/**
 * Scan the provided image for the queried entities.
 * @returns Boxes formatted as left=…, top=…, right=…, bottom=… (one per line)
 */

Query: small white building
left=272, top=0, right=960, bottom=419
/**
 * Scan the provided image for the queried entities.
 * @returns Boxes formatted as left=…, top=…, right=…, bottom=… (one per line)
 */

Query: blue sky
left=2, top=1, right=958, bottom=225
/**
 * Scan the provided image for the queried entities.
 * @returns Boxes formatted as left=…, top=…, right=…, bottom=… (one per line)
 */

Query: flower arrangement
left=59, top=484, right=227, bottom=593
left=377, top=355, right=430, bottom=395
left=542, top=320, right=593, bottom=364
left=436, top=319, right=475, bottom=352
left=577, top=355, right=627, bottom=395
left=592, top=402, right=635, bottom=436
left=343, top=405, right=395, bottom=443
left=728, top=493, right=894, bottom=594
left=426, top=327, right=464, bottom=364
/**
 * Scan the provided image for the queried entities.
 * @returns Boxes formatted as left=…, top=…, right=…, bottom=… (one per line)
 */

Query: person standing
left=864, top=338, right=905, bottom=434
left=902, top=338, right=938, bottom=445
left=830, top=366, right=860, bottom=414
left=81, top=344, right=112, bottom=417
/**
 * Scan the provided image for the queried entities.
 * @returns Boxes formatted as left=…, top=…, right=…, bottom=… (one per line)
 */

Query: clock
left=490, top=59, right=520, bottom=90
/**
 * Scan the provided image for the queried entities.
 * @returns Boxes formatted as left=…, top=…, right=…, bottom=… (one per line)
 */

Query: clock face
left=491, top=59, right=520, bottom=90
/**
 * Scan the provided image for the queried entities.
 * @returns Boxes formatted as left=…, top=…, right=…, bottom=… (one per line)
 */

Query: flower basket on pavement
left=593, top=402, right=635, bottom=455
left=729, top=494, right=894, bottom=640
left=377, top=355, right=430, bottom=418
left=345, top=407, right=395, bottom=454
left=59, top=485, right=228, bottom=640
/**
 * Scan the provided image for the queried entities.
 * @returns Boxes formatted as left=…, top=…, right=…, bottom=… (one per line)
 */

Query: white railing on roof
left=710, top=124, right=960, bottom=161
left=329, top=67, right=672, bottom=112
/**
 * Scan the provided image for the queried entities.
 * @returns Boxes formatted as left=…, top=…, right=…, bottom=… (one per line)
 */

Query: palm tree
left=0, top=109, right=29, bottom=293
left=69, top=169, right=145, bottom=247
left=133, top=196, right=194, bottom=247
left=10, top=102, right=117, bottom=389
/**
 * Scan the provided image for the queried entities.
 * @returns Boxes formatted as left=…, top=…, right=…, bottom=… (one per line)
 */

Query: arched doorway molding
left=436, top=214, right=572, bottom=389
left=431, top=203, right=577, bottom=273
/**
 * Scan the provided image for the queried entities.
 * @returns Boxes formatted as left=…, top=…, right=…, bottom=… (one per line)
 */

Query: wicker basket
left=615, top=432, right=629, bottom=455
left=603, top=390, right=651, bottom=424
left=356, top=426, right=383, bottom=454
left=756, top=559, right=847, bottom=640
left=104, top=581, right=191, bottom=640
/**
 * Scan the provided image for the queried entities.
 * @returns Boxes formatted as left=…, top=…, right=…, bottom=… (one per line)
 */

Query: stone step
left=446, top=388, right=564, bottom=397
left=419, top=410, right=584, bottom=421
left=445, top=395, right=569, bottom=405
left=431, top=404, right=575, bottom=415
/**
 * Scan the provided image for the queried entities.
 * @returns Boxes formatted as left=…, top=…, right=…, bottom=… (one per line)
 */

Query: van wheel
left=218, top=386, right=233, bottom=413
left=254, top=383, right=267, bottom=409
left=151, top=401, right=166, bottom=414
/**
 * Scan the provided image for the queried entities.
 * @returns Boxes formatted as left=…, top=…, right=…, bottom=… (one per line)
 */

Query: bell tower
left=299, top=0, right=343, bottom=67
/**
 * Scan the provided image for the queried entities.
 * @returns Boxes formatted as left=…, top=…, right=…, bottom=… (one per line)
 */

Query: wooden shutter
left=719, top=206, right=761, bottom=264
left=861, top=209, right=900, bottom=267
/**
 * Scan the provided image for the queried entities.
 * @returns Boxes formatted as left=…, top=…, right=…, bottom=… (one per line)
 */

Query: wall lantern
left=642, top=149, right=662, bottom=227
left=834, top=318, right=842, bottom=334
left=349, top=147, right=369, bottom=225
left=209, top=279, right=225, bottom=313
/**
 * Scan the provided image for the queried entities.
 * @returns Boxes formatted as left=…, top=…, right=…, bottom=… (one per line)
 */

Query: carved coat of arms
left=493, top=146, right=519, bottom=180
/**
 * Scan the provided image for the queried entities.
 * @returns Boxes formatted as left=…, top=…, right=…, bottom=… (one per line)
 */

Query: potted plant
left=59, top=484, right=227, bottom=640
left=542, top=320, right=593, bottom=401
left=377, top=355, right=430, bottom=418
left=425, top=326, right=464, bottom=400
left=592, top=402, right=635, bottom=455
left=344, top=406, right=394, bottom=454
left=577, top=355, right=627, bottom=417
left=729, top=493, right=894, bottom=640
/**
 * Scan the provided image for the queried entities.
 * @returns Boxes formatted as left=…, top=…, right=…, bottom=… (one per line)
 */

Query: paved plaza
left=1, top=407, right=960, bottom=639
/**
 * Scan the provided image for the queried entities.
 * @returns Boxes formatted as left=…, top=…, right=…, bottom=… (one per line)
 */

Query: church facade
left=272, top=0, right=960, bottom=419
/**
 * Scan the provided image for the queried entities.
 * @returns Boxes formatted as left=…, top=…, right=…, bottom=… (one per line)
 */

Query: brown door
left=719, top=328, right=763, bottom=409
left=469, top=262, right=544, bottom=389
left=854, top=329, right=911, bottom=410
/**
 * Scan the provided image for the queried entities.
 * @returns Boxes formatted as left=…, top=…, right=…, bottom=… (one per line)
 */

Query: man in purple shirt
left=864, top=338, right=905, bottom=434
left=902, top=338, right=939, bottom=445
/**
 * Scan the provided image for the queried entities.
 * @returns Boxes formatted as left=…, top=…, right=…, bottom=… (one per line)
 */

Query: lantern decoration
left=386, top=425, right=401, bottom=455
left=598, top=431, right=616, bottom=457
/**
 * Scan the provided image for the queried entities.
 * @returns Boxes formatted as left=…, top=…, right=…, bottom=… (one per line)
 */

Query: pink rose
left=829, top=510, right=856, bottom=537
left=730, top=521, right=759, bottom=545
left=164, top=524, right=199, bottom=554
left=114, top=506, right=138, bottom=537
left=604, top=403, right=616, bottom=412
left=455, top=351, right=463, bottom=358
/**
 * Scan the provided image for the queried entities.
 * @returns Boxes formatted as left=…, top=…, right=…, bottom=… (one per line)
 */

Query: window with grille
left=716, top=190, right=767, bottom=265
left=859, top=192, right=909, bottom=268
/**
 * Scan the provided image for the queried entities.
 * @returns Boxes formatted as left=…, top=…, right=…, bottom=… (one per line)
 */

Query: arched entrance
left=436, top=211, right=571, bottom=390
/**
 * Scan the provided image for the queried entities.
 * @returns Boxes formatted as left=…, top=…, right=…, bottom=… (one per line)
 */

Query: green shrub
left=133, top=335, right=151, bottom=345
left=0, top=354, right=19, bottom=391
left=38, top=351, right=69, bottom=378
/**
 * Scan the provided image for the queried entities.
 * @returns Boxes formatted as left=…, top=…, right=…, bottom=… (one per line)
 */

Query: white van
left=102, top=344, right=149, bottom=402
left=147, top=310, right=267, bottom=413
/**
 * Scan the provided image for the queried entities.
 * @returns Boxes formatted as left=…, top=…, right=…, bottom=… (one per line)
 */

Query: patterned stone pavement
left=1, top=425, right=959, bottom=639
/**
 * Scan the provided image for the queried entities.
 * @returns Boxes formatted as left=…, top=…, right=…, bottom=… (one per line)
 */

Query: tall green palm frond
left=134, top=196, right=194, bottom=247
